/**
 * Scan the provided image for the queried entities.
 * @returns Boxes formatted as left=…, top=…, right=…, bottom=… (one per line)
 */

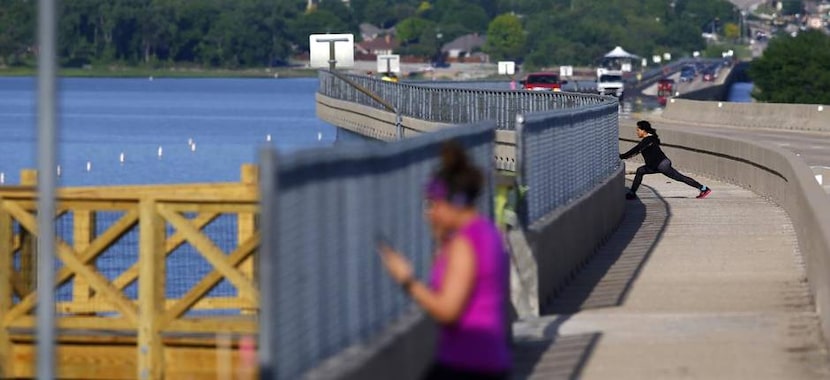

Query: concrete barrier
left=521, top=166, right=625, bottom=312
left=663, top=98, right=830, bottom=133
left=619, top=122, right=830, bottom=344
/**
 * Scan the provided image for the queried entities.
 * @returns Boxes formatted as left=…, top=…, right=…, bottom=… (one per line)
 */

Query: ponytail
left=425, top=140, right=483, bottom=207
left=636, top=120, right=658, bottom=138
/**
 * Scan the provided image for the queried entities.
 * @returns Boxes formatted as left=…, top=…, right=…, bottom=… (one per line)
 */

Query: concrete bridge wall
left=619, top=121, right=830, bottom=344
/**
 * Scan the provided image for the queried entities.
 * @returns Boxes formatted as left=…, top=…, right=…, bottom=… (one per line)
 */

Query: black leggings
left=631, top=159, right=703, bottom=193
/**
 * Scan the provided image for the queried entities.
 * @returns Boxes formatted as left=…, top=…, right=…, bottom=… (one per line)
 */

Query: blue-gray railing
left=318, top=71, right=610, bottom=130
left=259, top=122, right=496, bottom=380
left=518, top=102, right=620, bottom=222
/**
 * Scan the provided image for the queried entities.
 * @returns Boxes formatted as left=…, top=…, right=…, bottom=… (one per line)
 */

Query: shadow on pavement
left=543, top=181, right=671, bottom=314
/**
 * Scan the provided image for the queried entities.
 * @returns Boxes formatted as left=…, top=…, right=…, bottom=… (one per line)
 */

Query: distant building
left=359, top=23, right=396, bottom=41
left=441, top=33, right=487, bottom=61
left=355, top=35, right=397, bottom=57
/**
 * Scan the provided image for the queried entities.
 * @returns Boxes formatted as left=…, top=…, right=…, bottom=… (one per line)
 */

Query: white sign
left=559, top=65, right=573, bottom=77
left=663, top=52, right=672, bottom=61
left=641, top=58, right=648, bottom=67
left=377, top=54, right=400, bottom=73
left=693, top=51, right=700, bottom=58
left=309, top=33, right=354, bottom=69
left=621, top=63, right=632, bottom=72
left=498, top=61, right=516, bottom=75
left=652, top=55, right=662, bottom=64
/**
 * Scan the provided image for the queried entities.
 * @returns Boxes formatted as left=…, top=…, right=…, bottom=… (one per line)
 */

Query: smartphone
left=375, top=232, right=393, bottom=250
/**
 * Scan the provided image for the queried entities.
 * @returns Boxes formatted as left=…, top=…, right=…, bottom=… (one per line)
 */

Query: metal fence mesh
left=318, top=71, right=610, bottom=130
left=518, top=101, right=621, bottom=223
left=260, top=121, right=496, bottom=380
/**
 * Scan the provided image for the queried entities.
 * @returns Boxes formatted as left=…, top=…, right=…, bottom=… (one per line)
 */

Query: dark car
left=679, top=66, right=696, bottom=82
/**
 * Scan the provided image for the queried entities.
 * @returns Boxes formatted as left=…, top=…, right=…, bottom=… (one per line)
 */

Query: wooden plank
left=161, top=203, right=259, bottom=214
left=56, top=297, right=253, bottom=315
left=0, top=204, right=13, bottom=379
left=160, top=234, right=260, bottom=327
left=12, top=342, right=136, bottom=379
left=8, top=316, right=136, bottom=331
left=72, top=210, right=96, bottom=304
left=157, top=206, right=259, bottom=303
left=165, top=318, right=258, bottom=335
left=1, top=203, right=140, bottom=326
left=107, top=212, right=219, bottom=293
left=137, top=198, right=166, bottom=379
left=238, top=165, right=259, bottom=316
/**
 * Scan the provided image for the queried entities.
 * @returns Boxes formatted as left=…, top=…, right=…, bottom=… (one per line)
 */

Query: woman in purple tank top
left=380, top=141, right=511, bottom=380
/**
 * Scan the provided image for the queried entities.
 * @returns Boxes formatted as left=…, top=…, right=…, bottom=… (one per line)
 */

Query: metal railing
left=319, top=71, right=610, bottom=130
left=259, top=122, right=496, bottom=380
left=518, top=102, right=621, bottom=223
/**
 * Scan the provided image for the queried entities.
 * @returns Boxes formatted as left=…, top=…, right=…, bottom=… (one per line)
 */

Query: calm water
left=0, top=77, right=334, bottom=186
left=728, top=82, right=754, bottom=103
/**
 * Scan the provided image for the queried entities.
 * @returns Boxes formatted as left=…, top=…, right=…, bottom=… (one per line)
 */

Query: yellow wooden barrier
left=0, top=165, right=261, bottom=379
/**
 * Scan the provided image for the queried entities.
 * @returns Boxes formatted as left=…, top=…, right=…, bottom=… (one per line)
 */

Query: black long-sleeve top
left=620, top=135, right=667, bottom=169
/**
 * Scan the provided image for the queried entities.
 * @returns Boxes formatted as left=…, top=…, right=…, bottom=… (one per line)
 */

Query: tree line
left=0, top=0, right=744, bottom=69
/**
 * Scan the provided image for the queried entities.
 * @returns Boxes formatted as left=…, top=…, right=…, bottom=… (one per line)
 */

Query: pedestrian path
left=512, top=174, right=830, bottom=379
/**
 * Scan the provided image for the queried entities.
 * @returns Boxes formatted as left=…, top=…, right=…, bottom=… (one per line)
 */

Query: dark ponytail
left=636, top=120, right=658, bottom=138
left=430, top=140, right=483, bottom=207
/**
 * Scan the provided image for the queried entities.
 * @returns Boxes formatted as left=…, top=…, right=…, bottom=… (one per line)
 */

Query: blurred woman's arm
left=380, top=236, right=477, bottom=325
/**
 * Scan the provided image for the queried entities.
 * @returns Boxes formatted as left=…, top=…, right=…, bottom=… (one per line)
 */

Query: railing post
left=0, top=200, right=13, bottom=378
left=138, top=198, right=165, bottom=380
left=72, top=211, right=96, bottom=309
left=239, top=164, right=258, bottom=315
left=19, top=169, right=37, bottom=294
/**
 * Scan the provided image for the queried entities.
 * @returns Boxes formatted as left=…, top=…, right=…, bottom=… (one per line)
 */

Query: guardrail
left=259, top=122, right=496, bottom=380
left=318, top=71, right=610, bottom=130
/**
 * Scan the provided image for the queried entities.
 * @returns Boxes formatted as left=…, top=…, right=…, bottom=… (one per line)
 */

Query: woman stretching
left=620, top=120, right=712, bottom=200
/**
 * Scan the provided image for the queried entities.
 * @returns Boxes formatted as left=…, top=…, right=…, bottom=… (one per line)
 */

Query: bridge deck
left=513, top=174, right=830, bottom=379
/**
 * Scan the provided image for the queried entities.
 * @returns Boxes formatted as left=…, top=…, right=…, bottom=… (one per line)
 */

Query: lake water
left=728, top=82, right=754, bottom=103
left=0, top=77, right=334, bottom=186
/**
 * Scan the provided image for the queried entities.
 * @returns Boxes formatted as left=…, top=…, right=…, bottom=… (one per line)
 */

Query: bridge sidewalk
left=511, top=174, right=830, bottom=379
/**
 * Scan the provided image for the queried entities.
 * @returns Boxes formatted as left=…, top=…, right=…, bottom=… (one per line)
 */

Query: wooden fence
left=0, top=165, right=260, bottom=379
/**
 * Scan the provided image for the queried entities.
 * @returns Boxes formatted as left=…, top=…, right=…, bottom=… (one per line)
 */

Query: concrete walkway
left=512, top=174, right=830, bottom=379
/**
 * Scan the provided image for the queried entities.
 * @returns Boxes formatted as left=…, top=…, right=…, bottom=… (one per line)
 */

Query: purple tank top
left=430, top=216, right=511, bottom=373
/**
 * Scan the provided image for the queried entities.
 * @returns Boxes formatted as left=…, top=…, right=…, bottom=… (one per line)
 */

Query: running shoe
left=696, top=188, right=712, bottom=199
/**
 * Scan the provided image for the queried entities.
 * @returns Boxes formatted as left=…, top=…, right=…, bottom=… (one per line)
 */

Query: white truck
left=596, top=68, right=624, bottom=99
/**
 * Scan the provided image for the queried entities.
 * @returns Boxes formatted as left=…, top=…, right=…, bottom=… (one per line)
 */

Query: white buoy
left=119, top=152, right=125, bottom=164
left=56, top=165, right=61, bottom=177
left=317, top=132, right=322, bottom=141
left=0, top=172, right=4, bottom=184
left=191, top=142, right=196, bottom=152
left=158, top=146, right=163, bottom=159
left=266, top=134, right=272, bottom=142
left=86, top=161, right=92, bottom=172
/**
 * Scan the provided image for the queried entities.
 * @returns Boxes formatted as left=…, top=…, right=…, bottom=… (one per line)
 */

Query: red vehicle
left=656, top=78, right=675, bottom=106
left=520, top=72, right=564, bottom=91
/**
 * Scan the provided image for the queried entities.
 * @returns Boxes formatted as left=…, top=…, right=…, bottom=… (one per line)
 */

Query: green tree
left=748, top=30, right=830, bottom=104
left=483, top=13, right=525, bottom=61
